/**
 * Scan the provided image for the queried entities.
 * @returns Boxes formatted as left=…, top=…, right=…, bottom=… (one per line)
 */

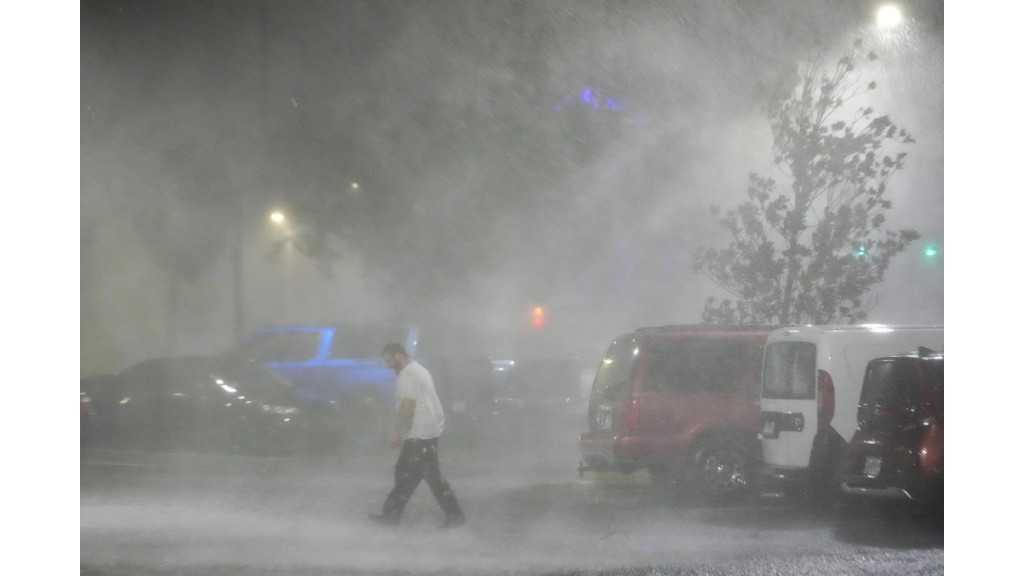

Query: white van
left=758, top=325, right=943, bottom=496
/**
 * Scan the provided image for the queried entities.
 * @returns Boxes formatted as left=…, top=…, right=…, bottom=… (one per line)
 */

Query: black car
left=841, top=347, right=944, bottom=509
left=80, top=355, right=344, bottom=456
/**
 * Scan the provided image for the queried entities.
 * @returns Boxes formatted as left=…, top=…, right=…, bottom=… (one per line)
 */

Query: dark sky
left=80, top=0, right=945, bottom=371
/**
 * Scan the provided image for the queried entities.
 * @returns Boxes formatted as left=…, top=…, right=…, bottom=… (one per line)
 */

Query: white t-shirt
left=394, top=361, right=446, bottom=440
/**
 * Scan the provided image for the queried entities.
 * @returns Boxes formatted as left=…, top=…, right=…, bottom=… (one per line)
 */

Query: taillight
left=625, top=397, right=640, bottom=431
left=817, top=369, right=835, bottom=429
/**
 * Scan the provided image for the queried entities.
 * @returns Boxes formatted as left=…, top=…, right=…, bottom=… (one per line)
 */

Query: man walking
left=370, top=343, right=466, bottom=528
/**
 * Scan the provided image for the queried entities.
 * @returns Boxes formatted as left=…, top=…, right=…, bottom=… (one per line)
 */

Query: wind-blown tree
left=693, top=41, right=919, bottom=325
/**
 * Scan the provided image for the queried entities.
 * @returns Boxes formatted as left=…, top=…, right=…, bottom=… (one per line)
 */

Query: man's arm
left=389, top=397, right=416, bottom=448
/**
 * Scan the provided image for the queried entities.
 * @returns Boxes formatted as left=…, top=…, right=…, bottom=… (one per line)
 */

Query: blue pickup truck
left=232, top=324, right=494, bottom=448
left=235, top=324, right=417, bottom=403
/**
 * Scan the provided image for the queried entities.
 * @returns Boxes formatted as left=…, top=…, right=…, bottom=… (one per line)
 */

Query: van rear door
left=760, top=340, right=817, bottom=468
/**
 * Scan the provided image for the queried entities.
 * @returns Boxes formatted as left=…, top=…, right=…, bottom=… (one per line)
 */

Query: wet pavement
left=81, top=420, right=943, bottom=575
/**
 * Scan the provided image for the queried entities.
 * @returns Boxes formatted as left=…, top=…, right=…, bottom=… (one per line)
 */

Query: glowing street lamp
left=268, top=209, right=293, bottom=319
left=876, top=4, right=903, bottom=28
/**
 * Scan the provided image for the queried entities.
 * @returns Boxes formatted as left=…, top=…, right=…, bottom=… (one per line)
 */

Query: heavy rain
left=19, top=0, right=1018, bottom=573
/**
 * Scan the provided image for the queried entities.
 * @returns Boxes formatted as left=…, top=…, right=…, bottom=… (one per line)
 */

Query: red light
left=531, top=306, right=545, bottom=328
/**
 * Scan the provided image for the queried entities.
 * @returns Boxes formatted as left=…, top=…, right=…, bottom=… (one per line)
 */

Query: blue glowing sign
left=553, top=85, right=626, bottom=113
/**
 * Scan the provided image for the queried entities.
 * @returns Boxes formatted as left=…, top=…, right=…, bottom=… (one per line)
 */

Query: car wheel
left=691, top=439, right=754, bottom=502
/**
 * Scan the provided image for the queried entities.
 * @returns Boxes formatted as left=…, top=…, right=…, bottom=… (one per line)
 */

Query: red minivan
left=578, top=325, right=773, bottom=500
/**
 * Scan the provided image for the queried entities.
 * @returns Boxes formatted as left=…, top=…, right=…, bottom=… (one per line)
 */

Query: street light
left=268, top=209, right=293, bottom=320
left=876, top=4, right=903, bottom=28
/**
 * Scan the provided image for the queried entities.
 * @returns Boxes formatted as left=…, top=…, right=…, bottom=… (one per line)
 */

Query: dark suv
left=841, top=348, right=943, bottom=508
left=578, top=325, right=773, bottom=500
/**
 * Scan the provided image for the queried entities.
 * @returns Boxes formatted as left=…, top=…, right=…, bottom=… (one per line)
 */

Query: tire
left=690, top=438, right=756, bottom=502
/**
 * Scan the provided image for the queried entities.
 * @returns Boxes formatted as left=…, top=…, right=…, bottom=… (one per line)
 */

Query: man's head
left=382, top=342, right=410, bottom=373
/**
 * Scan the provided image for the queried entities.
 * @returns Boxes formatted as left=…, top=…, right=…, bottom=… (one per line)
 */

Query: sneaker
left=368, top=513, right=399, bottom=526
left=438, top=514, right=465, bottom=530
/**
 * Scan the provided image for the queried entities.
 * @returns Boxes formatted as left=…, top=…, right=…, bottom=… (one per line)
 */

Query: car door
left=760, top=340, right=817, bottom=469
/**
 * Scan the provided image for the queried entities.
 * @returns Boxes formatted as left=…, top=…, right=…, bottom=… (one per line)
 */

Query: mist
left=75, top=4, right=950, bottom=575
left=80, top=0, right=943, bottom=374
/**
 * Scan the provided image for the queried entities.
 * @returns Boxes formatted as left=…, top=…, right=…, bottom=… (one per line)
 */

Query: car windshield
left=861, top=357, right=924, bottom=408
left=216, top=358, right=299, bottom=404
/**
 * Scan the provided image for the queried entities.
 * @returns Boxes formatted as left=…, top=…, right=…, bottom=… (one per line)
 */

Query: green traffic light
left=924, top=246, right=939, bottom=257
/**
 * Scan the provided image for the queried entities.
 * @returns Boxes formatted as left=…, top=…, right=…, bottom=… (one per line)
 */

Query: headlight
left=214, top=378, right=238, bottom=394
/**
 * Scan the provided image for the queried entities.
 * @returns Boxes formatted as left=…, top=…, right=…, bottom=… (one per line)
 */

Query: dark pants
left=381, top=437, right=464, bottom=521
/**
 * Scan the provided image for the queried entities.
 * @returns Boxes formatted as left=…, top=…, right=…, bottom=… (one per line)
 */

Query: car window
left=642, top=337, right=750, bottom=393
left=160, top=364, right=213, bottom=398
left=592, top=338, right=638, bottom=400
left=120, top=360, right=181, bottom=409
left=328, top=326, right=411, bottom=359
left=762, top=341, right=816, bottom=400
left=862, top=358, right=922, bottom=408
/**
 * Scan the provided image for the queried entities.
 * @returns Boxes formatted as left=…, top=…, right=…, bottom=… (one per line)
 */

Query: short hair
left=382, top=342, right=407, bottom=356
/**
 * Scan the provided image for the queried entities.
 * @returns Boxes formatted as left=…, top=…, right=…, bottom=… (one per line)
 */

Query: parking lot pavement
left=81, top=414, right=942, bottom=576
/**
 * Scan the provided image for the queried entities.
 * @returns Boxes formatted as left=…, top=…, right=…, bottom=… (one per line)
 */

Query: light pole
left=269, top=209, right=294, bottom=321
